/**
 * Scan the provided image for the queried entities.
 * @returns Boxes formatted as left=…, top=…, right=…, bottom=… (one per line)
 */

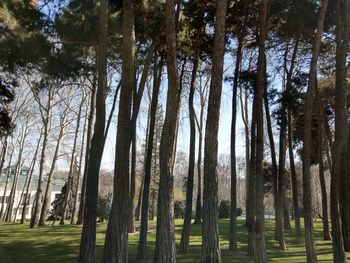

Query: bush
left=96, top=193, right=112, bottom=222
left=219, top=200, right=243, bottom=219
left=174, top=200, right=185, bottom=219
left=219, top=200, right=230, bottom=218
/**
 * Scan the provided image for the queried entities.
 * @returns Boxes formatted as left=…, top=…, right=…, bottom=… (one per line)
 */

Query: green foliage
left=96, top=193, right=112, bottom=222
left=174, top=200, right=185, bottom=219
left=218, top=200, right=230, bottom=219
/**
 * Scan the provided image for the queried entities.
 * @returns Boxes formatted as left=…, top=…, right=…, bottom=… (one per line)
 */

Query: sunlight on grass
left=0, top=219, right=349, bottom=262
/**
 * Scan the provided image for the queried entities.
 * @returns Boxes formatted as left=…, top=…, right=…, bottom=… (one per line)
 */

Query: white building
left=0, top=165, right=70, bottom=221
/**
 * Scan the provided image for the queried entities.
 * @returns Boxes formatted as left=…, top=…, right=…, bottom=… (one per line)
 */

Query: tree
left=77, top=0, right=107, bottom=261
left=137, top=56, right=163, bottom=260
left=101, top=0, right=135, bottom=261
left=153, top=0, right=182, bottom=261
left=331, top=0, right=349, bottom=261
left=302, top=0, right=329, bottom=261
left=201, top=0, right=227, bottom=261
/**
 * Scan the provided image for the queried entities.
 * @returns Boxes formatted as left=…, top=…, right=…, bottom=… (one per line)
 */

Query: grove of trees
left=1, top=0, right=350, bottom=262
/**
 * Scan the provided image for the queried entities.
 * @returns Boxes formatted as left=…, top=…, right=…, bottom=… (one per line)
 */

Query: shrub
left=219, top=200, right=243, bottom=219
left=174, top=200, right=185, bottom=219
left=96, top=193, right=112, bottom=222
left=219, top=200, right=230, bottom=219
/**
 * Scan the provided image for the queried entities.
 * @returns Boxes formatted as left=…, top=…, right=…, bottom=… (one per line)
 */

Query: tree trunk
left=71, top=103, right=88, bottom=225
left=0, top=149, right=13, bottom=221
left=316, top=90, right=331, bottom=241
left=201, top=0, right=227, bottom=262
left=21, top=130, right=42, bottom=224
left=101, top=0, right=134, bottom=261
left=77, top=0, right=107, bottom=261
left=30, top=94, right=52, bottom=228
left=229, top=32, right=243, bottom=252
left=128, top=41, right=155, bottom=234
left=153, top=1, right=181, bottom=261
left=302, top=0, right=328, bottom=261
left=137, top=56, right=163, bottom=260
left=179, top=52, right=199, bottom=253
left=253, top=1, right=268, bottom=261
left=6, top=124, right=29, bottom=222
left=288, top=110, right=302, bottom=237
left=60, top=98, right=84, bottom=225
left=76, top=76, right=96, bottom=226
left=331, top=0, right=349, bottom=260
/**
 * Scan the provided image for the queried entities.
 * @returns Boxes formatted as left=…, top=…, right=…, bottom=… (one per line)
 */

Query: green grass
left=0, top=219, right=349, bottom=262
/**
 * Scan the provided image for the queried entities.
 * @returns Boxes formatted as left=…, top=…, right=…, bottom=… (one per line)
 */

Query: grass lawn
left=0, top=219, right=349, bottom=262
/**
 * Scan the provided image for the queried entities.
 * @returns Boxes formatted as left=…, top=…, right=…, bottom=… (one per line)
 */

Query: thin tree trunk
left=137, top=56, right=163, bottom=260
left=201, top=0, right=227, bottom=261
left=71, top=102, right=88, bottom=225
left=302, top=0, right=328, bottom=261
left=60, top=98, right=84, bottom=225
left=229, top=32, right=243, bottom=252
left=0, top=149, right=13, bottom=221
left=6, top=124, right=29, bottom=222
left=39, top=117, right=68, bottom=226
left=76, top=78, right=96, bottom=226
left=30, top=94, right=52, bottom=228
left=77, top=0, right=107, bottom=261
left=179, top=52, right=199, bottom=253
left=21, top=130, right=42, bottom=224
left=316, top=90, right=331, bottom=240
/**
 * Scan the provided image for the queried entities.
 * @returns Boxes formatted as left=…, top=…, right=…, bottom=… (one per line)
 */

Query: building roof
left=0, top=175, right=66, bottom=187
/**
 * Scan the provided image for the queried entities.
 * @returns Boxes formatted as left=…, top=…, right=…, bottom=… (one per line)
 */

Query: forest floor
left=0, top=219, right=349, bottom=263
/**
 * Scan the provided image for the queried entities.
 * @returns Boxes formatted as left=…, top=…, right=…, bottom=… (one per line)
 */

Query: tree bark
left=302, top=0, right=328, bottom=261
left=331, top=0, right=349, bottom=260
left=30, top=90, right=52, bottom=228
left=0, top=149, right=13, bottom=221
left=253, top=1, right=268, bottom=261
left=71, top=102, right=88, bottom=225
left=76, top=77, right=96, bottom=226
left=179, top=53, right=199, bottom=253
left=60, top=97, right=84, bottom=225
left=21, top=129, right=42, bottom=224
left=229, top=32, right=243, bottom=252
left=77, top=0, right=107, bottom=261
left=101, top=0, right=134, bottom=261
left=137, top=56, right=163, bottom=260
left=153, top=1, right=181, bottom=261
left=201, top=0, right=227, bottom=262
left=316, top=90, right=331, bottom=241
